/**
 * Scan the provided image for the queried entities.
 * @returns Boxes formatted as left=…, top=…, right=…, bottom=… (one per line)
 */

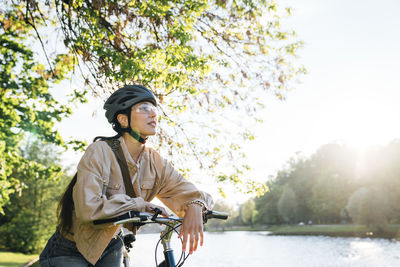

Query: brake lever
left=151, top=207, right=162, bottom=221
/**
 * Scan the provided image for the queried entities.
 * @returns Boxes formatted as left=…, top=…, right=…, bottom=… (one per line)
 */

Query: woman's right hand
left=144, top=202, right=168, bottom=216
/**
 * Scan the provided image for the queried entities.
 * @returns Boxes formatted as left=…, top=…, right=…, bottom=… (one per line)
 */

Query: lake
left=129, top=231, right=400, bottom=267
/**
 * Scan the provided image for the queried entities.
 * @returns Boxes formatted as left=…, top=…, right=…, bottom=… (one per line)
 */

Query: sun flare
left=329, top=97, right=398, bottom=149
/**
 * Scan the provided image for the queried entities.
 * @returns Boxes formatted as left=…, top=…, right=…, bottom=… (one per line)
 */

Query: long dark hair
left=57, top=173, right=77, bottom=234
left=56, top=111, right=128, bottom=234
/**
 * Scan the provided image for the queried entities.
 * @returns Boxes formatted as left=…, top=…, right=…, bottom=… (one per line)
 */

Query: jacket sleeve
left=73, top=141, right=146, bottom=223
left=154, top=152, right=214, bottom=217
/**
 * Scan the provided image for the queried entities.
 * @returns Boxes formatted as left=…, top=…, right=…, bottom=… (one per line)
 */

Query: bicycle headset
left=104, top=85, right=157, bottom=144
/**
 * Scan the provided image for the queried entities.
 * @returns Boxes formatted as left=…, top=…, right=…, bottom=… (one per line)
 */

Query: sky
left=245, top=0, right=400, bottom=183
left=56, top=0, right=400, bottom=203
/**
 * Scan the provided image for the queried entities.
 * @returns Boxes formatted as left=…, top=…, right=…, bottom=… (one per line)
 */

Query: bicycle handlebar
left=93, top=210, right=230, bottom=226
left=93, top=210, right=142, bottom=225
left=204, top=210, right=229, bottom=220
left=93, top=210, right=230, bottom=267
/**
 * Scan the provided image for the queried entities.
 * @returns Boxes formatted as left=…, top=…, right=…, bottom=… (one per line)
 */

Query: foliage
left=0, top=139, right=68, bottom=253
left=277, top=186, right=297, bottom=223
left=239, top=198, right=257, bottom=225
left=254, top=181, right=281, bottom=224
left=346, top=187, right=391, bottom=229
left=309, top=144, right=357, bottom=223
left=53, top=0, right=304, bottom=93
left=0, top=1, right=86, bottom=213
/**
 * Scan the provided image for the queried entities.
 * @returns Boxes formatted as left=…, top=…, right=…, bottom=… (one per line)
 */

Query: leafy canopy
left=53, top=0, right=304, bottom=192
left=1, top=0, right=304, bottom=211
left=0, top=1, right=84, bottom=213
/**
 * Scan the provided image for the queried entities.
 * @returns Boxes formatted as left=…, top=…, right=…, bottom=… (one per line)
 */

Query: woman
left=40, top=85, right=213, bottom=266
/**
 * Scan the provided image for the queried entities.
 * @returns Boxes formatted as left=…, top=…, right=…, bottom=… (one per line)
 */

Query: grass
left=265, top=224, right=400, bottom=238
left=0, top=251, right=38, bottom=267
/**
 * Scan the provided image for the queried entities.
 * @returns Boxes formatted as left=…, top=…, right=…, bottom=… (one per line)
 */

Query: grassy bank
left=208, top=224, right=400, bottom=239
left=267, top=224, right=400, bottom=238
left=0, top=251, right=38, bottom=267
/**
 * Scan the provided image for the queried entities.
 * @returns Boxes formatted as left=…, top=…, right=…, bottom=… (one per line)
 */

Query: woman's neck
left=122, top=133, right=145, bottom=162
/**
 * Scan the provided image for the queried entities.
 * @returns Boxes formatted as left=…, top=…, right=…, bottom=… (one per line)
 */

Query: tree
left=277, top=186, right=297, bottom=223
left=346, top=187, right=391, bottom=230
left=1, top=0, right=305, bottom=211
left=0, top=2, right=86, bottom=213
left=254, top=154, right=313, bottom=225
left=240, top=198, right=257, bottom=226
left=0, top=138, right=69, bottom=253
left=357, top=141, right=400, bottom=223
left=309, top=143, right=357, bottom=223
left=254, top=181, right=282, bottom=224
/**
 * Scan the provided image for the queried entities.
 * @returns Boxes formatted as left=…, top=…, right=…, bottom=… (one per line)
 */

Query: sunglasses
left=132, top=103, right=157, bottom=115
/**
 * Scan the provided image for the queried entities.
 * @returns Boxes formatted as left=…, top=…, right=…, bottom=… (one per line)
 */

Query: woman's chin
left=148, top=126, right=157, bottom=135
left=142, top=129, right=157, bottom=137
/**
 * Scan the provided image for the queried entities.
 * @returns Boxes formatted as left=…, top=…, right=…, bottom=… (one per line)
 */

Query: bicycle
left=94, top=209, right=229, bottom=267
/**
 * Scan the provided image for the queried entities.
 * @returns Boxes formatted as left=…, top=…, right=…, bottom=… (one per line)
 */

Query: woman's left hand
left=178, top=204, right=204, bottom=254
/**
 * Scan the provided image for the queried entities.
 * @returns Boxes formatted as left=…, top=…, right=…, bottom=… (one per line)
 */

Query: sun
left=330, top=97, right=397, bottom=150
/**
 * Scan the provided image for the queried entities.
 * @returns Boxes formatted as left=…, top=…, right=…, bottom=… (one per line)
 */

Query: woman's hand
left=144, top=202, right=168, bottom=216
left=178, top=204, right=204, bottom=254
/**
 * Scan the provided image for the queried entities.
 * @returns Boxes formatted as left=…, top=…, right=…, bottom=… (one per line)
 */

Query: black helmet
left=104, top=85, right=157, bottom=123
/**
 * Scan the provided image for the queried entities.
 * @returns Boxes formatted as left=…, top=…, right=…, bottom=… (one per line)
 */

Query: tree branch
left=25, top=0, right=55, bottom=77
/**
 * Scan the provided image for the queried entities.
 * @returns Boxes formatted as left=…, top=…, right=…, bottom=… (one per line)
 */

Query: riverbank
left=267, top=224, right=400, bottom=239
left=208, top=224, right=400, bottom=239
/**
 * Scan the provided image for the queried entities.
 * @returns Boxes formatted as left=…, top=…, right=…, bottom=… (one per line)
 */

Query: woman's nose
left=149, top=109, right=157, bottom=117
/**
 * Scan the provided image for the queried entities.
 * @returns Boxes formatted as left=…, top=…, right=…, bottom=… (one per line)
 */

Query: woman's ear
left=117, top=113, right=128, bottom=128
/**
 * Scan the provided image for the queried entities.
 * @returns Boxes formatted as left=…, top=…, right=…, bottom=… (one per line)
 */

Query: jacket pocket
left=106, top=182, right=121, bottom=195
left=141, top=179, right=155, bottom=190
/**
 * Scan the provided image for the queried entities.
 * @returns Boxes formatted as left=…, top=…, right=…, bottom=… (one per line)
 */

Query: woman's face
left=129, top=101, right=158, bottom=137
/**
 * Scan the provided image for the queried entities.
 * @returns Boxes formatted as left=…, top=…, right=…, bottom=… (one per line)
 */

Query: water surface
left=129, top=231, right=400, bottom=267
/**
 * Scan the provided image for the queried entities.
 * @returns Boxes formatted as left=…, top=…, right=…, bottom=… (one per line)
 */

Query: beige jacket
left=68, top=137, right=213, bottom=265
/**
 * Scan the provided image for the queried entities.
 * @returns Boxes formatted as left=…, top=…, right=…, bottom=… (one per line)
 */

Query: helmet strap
left=125, top=110, right=147, bottom=144
left=127, top=129, right=147, bottom=144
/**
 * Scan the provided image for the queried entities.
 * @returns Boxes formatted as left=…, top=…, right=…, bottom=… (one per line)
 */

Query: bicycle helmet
left=104, top=85, right=157, bottom=143
left=104, top=85, right=157, bottom=123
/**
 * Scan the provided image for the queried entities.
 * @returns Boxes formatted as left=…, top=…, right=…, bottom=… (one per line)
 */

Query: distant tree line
left=0, top=139, right=69, bottom=254
left=213, top=141, right=400, bottom=230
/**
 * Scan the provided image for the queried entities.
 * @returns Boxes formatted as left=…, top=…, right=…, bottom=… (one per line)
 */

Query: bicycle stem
left=159, top=221, right=181, bottom=267
left=160, top=221, right=179, bottom=252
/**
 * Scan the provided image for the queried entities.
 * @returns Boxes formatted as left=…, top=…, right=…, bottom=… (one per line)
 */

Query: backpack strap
left=105, top=139, right=136, bottom=199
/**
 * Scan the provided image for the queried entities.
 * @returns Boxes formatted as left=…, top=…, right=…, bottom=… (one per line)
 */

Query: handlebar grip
left=205, top=210, right=230, bottom=220
left=93, top=210, right=141, bottom=225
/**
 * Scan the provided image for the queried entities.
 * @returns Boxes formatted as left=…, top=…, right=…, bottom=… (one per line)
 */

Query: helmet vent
left=118, top=96, right=135, bottom=105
